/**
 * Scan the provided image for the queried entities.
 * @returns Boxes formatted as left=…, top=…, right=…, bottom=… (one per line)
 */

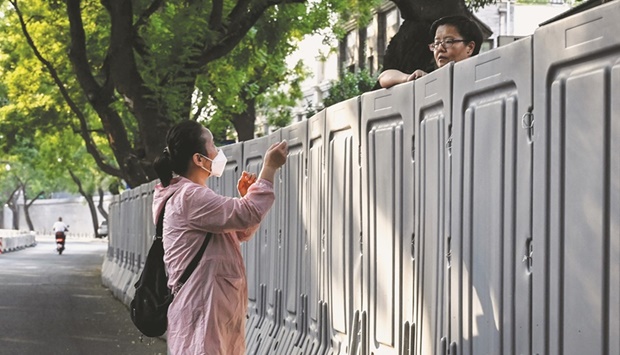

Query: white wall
left=3, top=195, right=113, bottom=237
left=287, top=33, right=340, bottom=120
left=474, top=1, right=572, bottom=46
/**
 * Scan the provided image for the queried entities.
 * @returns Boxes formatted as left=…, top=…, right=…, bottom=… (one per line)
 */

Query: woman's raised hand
left=264, top=140, right=288, bottom=169
left=260, top=140, right=288, bottom=183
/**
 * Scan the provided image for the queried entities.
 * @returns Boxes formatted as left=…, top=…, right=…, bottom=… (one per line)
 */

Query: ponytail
left=153, top=149, right=174, bottom=187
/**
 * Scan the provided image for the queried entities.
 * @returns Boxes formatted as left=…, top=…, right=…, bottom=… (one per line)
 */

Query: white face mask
left=198, top=150, right=227, bottom=177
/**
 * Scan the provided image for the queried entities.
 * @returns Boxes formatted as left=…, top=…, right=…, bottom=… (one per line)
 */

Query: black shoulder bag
left=130, top=194, right=212, bottom=337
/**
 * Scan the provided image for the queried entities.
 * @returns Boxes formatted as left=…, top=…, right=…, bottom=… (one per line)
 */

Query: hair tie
left=163, top=147, right=170, bottom=155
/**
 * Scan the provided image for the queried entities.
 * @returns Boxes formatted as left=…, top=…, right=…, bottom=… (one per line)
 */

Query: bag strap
left=155, top=192, right=212, bottom=287
left=178, top=232, right=212, bottom=285
left=155, top=193, right=175, bottom=238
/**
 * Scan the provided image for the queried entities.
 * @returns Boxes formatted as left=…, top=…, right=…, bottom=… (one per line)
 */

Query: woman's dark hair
left=430, top=15, right=484, bottom=56
left=153, top=120, right=208, bottom=187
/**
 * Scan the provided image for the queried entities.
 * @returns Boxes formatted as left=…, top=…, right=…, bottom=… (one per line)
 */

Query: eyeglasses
left=428, top=39, right=466, bottom=51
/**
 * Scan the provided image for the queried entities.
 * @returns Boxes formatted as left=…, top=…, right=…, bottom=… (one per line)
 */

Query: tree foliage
left=0, top=0, right=380, bottom=188
left=323, top=69, right=377, bottom=109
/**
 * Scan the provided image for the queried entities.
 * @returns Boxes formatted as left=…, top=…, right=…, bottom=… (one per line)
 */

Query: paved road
left=0, top=236, right=167, bottom=355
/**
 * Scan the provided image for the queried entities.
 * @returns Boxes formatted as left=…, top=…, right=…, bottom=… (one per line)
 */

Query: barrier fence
left=102, top=2, right=619, bottom=354
left=0, top=230, right=36, bottom=254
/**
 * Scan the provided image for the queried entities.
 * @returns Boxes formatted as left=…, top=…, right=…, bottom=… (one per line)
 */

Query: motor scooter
left=55, top=229, right=67, bottom=255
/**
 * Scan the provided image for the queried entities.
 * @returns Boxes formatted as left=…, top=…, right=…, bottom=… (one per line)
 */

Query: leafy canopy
left=0, top=0, right=381, bottom=186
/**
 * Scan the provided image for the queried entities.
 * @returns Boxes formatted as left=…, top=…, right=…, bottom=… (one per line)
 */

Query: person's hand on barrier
left=260, top=140, right=288, bottom=183
left=237, top=171, right=257, bottom=197
left=407, top=69, right=428, bottom=81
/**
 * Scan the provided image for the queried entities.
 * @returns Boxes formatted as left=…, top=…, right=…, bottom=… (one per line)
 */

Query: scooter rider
left=52, top=217, right=69, bottom=253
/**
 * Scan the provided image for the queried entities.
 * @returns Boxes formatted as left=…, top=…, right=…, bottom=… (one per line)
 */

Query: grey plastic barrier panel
left=120, top=188, right=141, bottom=301
left=451, top=37, right=533, bottom=355
left=532, top=2, right=620, bottom=354
left=258, top=130, right=286, bottom=355
left=414, top=62, right=453, bottom=355
left=323, top=96, right=361, bottom=353
left=142, top=180, right=157, bottom=269
left=123, top=188, right=132, bottom=268
left=111, top=189, right=128, bottom=299
left=111, top=195, right=120, bottom=265
left=135, top=182, right=153, bottom=269
left=119, top=189, right=131, bottom=268
left=206, top=161, right=219, bottom=193
left=113, top=192, right=123, bottom=266
left=107, top=195, right=119, bottom=260
left=102, top=194, right=120, bottom=292
left=242, top=135, right=270, bottom=322
left=0, top=233, right=35, bottom=252
left=279, top=120, right=308, bottom=334
left=255, top=120, right=309, bottom=354
left=242, top=131, right=283, bottom=355
left=129, top=188, right=138, bottom=271
left=129, top=187, right=140, bottom=269
left=132, top=186, right=145, bottom=272
left=295, top=109, right=327, bottom=354
left=221, top=143, right=244, bottom=198
left=360, top=81, right=415, bottom=354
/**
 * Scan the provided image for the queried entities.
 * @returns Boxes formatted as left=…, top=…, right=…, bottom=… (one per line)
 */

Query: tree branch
left=4, top=185, right=21, bottom=207
left=131, top=0, right=165, bottom=57
left=68, top=170, right=86, bottom=198
left=69, top=169, right=100, bottom=236
left=26, top=191, right=45, bottom=208
left=97, top=187, right=109, bottom=220
left=227, top=0, right=252, bottom=24
left=196, top=0, right=305, bottom=65
left=72, top=127, right=106, bottom=134
left=133, top=0, right=165, bottom=29
left=209, top=0, right=224, bottom=31
left=64, top=0, right=110, bottom=106
left=10, top=0, right=122, bottom=178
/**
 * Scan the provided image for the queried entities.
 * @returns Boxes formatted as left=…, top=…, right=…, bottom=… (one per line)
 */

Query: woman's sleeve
left=235, top=224, right=261, bottom=243
left=186, top=178, right=275, bottom=234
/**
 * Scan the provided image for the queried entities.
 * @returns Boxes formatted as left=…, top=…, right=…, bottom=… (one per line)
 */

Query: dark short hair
left=430, top=15, right=483, bottom=55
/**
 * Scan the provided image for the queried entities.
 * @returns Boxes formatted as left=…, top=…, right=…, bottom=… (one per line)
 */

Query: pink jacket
left=152, top=176, right=275, bottom=355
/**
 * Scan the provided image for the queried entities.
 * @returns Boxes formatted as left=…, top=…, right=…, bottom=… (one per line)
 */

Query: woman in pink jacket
left=152, top=120, right=288, bottom=354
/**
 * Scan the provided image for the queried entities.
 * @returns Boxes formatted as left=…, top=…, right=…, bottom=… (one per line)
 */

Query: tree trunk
left=97, top=187, right=109, bottom=220
left=103, top=0, right=176, bottom=172
left=69, top=170, right=99, bottom=237
left=231, top=98, right=257, bottom=142
left=4, top=185, right=21, bottom=230
left=21, top=184, right=44, bottom=232
left=66, top=0, right=164, bottom=187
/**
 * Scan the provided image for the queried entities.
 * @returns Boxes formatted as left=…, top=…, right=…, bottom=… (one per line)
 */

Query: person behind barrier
left=52, top=217, right=68, bottom=245
left=152, top=120, right=288, bottom=355
left=378, top=15, right=483, bottom=88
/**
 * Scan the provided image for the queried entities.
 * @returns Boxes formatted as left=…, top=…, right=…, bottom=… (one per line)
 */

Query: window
left=339, top=30, right=359, bottom=74
left=385, top=8, right=401, bottom=43
left=377, top=11, right=387, bottom=69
